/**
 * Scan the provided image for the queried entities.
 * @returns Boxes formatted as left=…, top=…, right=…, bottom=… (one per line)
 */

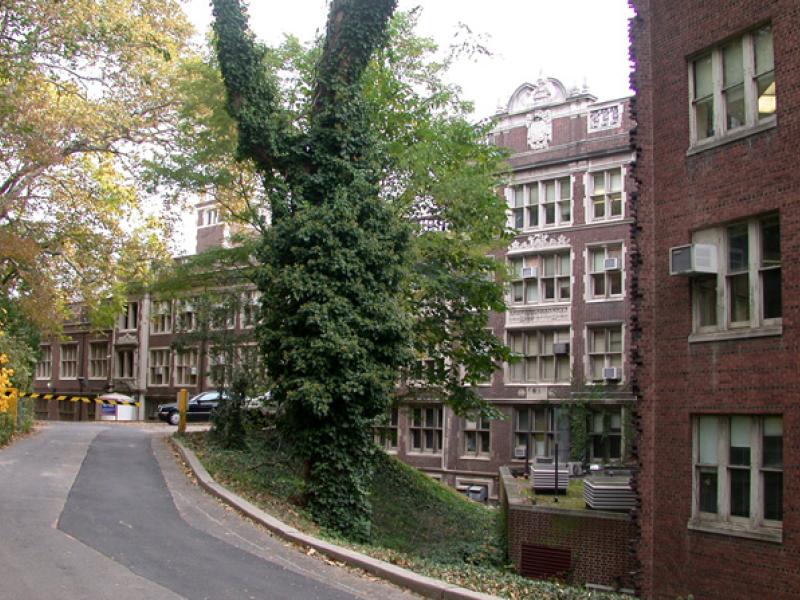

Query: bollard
left=178, top=388, right=188, bottom=434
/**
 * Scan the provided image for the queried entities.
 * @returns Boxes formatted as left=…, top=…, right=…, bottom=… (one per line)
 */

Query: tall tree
left=0, top=0, right=193, bottom=329
left=212, top=0, right=410, bottom=539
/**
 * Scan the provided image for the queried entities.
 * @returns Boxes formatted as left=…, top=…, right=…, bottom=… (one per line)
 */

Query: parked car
left=157, top=391, right=227, bottom=426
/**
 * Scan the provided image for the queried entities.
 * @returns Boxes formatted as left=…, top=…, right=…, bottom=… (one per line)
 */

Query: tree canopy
left=0, top=0, right=193, bottom=330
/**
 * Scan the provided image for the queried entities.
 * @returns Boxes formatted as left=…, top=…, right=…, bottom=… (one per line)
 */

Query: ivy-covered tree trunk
left=211, top=0, right=409, bottom=539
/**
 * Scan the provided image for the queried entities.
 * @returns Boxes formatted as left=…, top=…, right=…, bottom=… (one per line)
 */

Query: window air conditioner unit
left=155, top=367, right=164, bottom=375
left=553, top=342, right=570, bottom=356
left=603, top=367, right=621, bottom=381
left=603, top=257, right=621, bottom=271
left=514, top=446, right=528, bottom=459
left=465, top=419, right=477, bottom=430
left=669, top=244, right=717, bottom=276
left=190, top=367, right=197, bottom=376
left=522, top=266, right=538, bottom=278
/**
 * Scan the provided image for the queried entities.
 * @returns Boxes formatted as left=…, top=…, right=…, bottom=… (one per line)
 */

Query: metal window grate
left=520, top=543, right=571, bottom=579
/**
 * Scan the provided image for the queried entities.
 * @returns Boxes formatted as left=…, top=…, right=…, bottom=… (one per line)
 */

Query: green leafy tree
left=0, top=0, right=193, bottom=330
left=212, top=0, right=411, bottom=539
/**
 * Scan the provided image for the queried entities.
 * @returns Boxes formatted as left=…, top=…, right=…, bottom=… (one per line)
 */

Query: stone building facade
left=631, top=1, right=797, bottom=597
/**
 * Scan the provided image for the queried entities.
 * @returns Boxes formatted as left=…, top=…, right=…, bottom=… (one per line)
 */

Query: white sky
left=176, top=0, right=635, bottom=253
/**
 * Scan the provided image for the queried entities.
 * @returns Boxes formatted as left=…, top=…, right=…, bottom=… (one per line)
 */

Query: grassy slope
left=181, top=431, right=625, bottom=600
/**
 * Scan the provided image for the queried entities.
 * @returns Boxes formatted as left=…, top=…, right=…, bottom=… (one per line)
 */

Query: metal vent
left=520, top=544, right=571, bottom=579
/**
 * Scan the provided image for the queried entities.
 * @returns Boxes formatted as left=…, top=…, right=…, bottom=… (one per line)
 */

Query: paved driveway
left=0, top=423, right=417, bottom=600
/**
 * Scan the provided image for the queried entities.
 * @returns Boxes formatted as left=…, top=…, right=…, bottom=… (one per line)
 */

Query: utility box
left=467, top=485, right=488, bottom=502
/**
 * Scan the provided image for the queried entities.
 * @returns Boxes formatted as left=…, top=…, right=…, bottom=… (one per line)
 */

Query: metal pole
left=554, top=439, right=559, bottom=503
left=178, top=388, right=188, bottom=434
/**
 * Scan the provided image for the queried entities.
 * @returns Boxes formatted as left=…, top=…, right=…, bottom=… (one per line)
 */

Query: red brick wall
left=631, top=1, right=800, bottom=598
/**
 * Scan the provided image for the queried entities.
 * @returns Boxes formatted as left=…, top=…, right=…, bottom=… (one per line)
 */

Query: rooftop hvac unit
left=567, top=461, right=583, bottom=477
left=603, top=367, right=621, bottom=381
left=603, top=257, right=621, bottom=271
left=553, top=342, right=570, bottom=356
left=530, top=458, right=570, bottom=492
left=669, top=243, right=718, bottom=276
left=583, top=474, right=636, bottom=511
left=522, top=266, right=538, bottom=278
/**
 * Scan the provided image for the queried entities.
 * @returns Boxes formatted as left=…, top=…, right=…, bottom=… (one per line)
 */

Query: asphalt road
left=0, top=423, right=418, bottom=600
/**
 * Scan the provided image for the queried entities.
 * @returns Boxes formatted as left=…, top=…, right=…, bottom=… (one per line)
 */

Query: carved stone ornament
left=588, top=104, right=622, bottom=132
left=116, top=332, right=138, bottom=346
left=526, top=110, right=552, bottom=150
left=506, top=305, right=571, bottom=326
left=508, top=232, right=570, bottom=253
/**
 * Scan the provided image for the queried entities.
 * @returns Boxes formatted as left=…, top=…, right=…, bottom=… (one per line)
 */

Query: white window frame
left=36, top=345, right=52, bottom=380
left=115, top=349, right=135, bottom=379
left=240, top=289, right=261, bottom=329
left=174, top=347, right=199, bottom=387
left=148, top=348, right=171, bottom=387
left=206, top=346, right=228, bottom=388
left=175, top=298, right=197, bottom=333
left=588, top=407, right=624, bottom=463
left=88, top=342, right=108, bottom=380
left=586, top=324, right=624, bottom=383
left=59, top=343, right=78, bottom=380
left=409, top=405, right=444, bottom=455
left=507, top=175, right=573, bottom=231
left=586, top=242, right=625, bottom=301
left=508, top=250, right=571, bottom=306
left=462, top=416, right=492, bottom=458
left=374, top=407, right=399, bottom=452
left=688, top=24, right=776, bottom=150
left=150, top=300, right=172, bottom=334
left=513, top=405, right=555, bottom=460
left=116, top=302, right=138, bottom=331
left=690, top=214, right=781, bottom=341
left=507, top=328, right=571, bottom=385
left=586, top=167, right=625, bottom=222
left=690, top=415, right=783, bottom=543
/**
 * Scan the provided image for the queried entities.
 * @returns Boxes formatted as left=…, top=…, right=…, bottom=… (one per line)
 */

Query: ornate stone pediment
left=507, top=78, right=567, bottom=114
left=508, top=233, right=570, bottom=254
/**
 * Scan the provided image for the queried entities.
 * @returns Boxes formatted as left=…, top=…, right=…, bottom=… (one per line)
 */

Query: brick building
left=631, top=1, right=797, bottom=597
left=390, top=77, right=636, bottom=499
left=33, top=77, right=637, bottom=504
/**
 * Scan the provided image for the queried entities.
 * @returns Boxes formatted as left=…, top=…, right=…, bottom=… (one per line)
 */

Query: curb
left=171, top=437, right=499, bottom=600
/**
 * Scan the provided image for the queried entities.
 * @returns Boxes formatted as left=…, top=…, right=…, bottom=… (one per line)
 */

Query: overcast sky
left=183, top=0, right=635, bottom=117
left=176, top=0, right=635, bottom=253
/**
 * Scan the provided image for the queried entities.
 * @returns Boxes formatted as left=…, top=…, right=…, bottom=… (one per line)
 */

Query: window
left=588, top=408, right=623, bottom=462
left=88, top=342, right=108, bottom=379
left=410, top=406, right=443, bottom=454
left=206, top=346, right=228, bottom=387
left=691, top=214, right=780, bottom=337
left=463, top=416, right=491, bottom=457
left=374, top=407, right=399, bottom=451
left=589, top=169, right=624, bottom=220
left=587, top=244, right=623, bottom=299
left=508, top=328, right=570, bottom=384
left=241, top=290, right=261, bottom=328
left=199, top=207, right=221, bottom=227
left=509, top=251, right=570, bottom=305
left=514, top=406, right=554, bottom=460
left=60, top=344, right=78, bottom=379
left=36, top=346, right=52, bottom=380
left=692, top=415, right=782, bottom=540
left=587, top=325, right=623, bottom=382
left=115, top=349, right=134, bottom=379
left=117, top=302, right=138, bottom=330
left=508, top=177, right=572, bottom=230
left=690, top=25, right=775, bottom=147
left=150, top=300, right=172, bottom=334
left=175, top=299, right=196, bottom=333
left=174, top=348, right=198, bottom=386
left=148, top=349, right=170, bottom=386
left=210, top=301, right=235, bottom=330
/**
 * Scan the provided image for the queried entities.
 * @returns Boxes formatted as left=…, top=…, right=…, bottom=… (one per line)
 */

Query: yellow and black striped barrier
left=1, top=389, right=141, bottom=408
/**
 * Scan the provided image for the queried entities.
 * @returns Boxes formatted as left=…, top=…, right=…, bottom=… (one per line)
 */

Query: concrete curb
left=171, top=437, right=499, bottom=600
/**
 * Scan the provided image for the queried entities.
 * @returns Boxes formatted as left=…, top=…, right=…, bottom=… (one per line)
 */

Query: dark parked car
left=157, top=391, right=227, bottom=426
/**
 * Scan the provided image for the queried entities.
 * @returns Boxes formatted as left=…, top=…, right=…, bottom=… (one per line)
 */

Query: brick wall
left=631, top=1, right=800, bottom=598
left=499, top=468, right=635, bottom=590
